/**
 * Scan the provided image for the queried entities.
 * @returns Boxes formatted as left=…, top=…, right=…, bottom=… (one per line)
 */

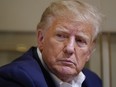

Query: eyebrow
left=55, top=26, right=69, bottom=33
left=77, top=32, right=90, bottom=41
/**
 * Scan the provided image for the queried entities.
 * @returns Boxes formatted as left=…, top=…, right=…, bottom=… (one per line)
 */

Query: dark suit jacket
left=0, top=47, right=102, bottom=87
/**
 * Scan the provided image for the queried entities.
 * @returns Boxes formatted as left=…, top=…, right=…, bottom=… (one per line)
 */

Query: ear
left=37, top=30, right=44, bottom=51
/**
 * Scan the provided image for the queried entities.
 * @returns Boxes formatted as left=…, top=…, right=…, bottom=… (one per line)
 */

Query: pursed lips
left=59, top=59, right=76, bottom=66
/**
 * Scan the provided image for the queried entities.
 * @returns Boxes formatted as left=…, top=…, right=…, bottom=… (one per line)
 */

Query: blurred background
left=0, top=0, right=116, bottom=87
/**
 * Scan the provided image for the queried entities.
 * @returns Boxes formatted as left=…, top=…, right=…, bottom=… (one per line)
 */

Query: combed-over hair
left=37, top=0, right=102, bottom=40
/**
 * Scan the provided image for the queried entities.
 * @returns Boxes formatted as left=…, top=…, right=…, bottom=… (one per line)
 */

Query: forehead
left=51, top=19, right=94, bottom=37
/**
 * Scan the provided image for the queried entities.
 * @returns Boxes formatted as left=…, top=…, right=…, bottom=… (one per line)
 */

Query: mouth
left=59, top=59, right=75, bottom=66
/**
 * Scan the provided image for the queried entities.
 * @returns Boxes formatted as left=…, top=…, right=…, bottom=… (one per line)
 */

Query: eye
left=56, top=33, right=65, bottom=38
left=55, top=33, right=67, bottom=41
left=75, top=38, right=87, bottom=47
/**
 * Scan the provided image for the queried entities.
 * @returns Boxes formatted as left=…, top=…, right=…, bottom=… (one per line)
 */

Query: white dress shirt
left=37, top=48, right=86, bottom=87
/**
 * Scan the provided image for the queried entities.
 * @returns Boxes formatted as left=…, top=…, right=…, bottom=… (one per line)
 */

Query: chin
left=59, top=66, right=77, bottom=76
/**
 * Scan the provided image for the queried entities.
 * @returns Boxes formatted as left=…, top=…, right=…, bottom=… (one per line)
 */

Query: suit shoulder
left=0, top=62, right=34, bottom=87
left=82, top=68, right=102, bottom=87
left=0, top=47, right=47, bottom=87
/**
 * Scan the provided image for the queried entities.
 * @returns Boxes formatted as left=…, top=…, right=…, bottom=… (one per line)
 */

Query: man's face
left=38, top=19, right=95, bottom=82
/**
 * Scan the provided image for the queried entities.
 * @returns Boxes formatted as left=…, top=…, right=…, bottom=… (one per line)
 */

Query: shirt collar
left=51, top=70, right=86, bottom=87
left=37, top=48, right=86, bottom=87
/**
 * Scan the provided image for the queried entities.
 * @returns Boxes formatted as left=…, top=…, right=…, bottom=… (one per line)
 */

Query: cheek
left=75, top=48, right=90, bottom=64
left=42, top=38, right=65, bottom=72
left=49, top=38, right=64, bottom=54
left=42, top=38, right=64, bottom=62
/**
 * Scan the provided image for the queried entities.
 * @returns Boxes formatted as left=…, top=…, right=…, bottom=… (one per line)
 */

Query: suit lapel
left=32, top=47, right=57, bottom=87
left=82, top=80, right=88, bottom=87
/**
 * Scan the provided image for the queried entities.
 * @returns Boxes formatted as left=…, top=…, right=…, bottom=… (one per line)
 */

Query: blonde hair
left=37, top=0, right=102, bottom=40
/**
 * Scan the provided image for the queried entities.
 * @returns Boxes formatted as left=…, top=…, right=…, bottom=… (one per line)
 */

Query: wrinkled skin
left=37, top=19, right=95, bottom=82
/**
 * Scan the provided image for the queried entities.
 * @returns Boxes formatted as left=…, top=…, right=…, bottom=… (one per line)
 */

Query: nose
left=64, top=37, right=75, bottom=55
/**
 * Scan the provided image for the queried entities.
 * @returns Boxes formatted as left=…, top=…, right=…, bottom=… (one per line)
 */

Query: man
left=0, top=0, right=102, bottom=87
